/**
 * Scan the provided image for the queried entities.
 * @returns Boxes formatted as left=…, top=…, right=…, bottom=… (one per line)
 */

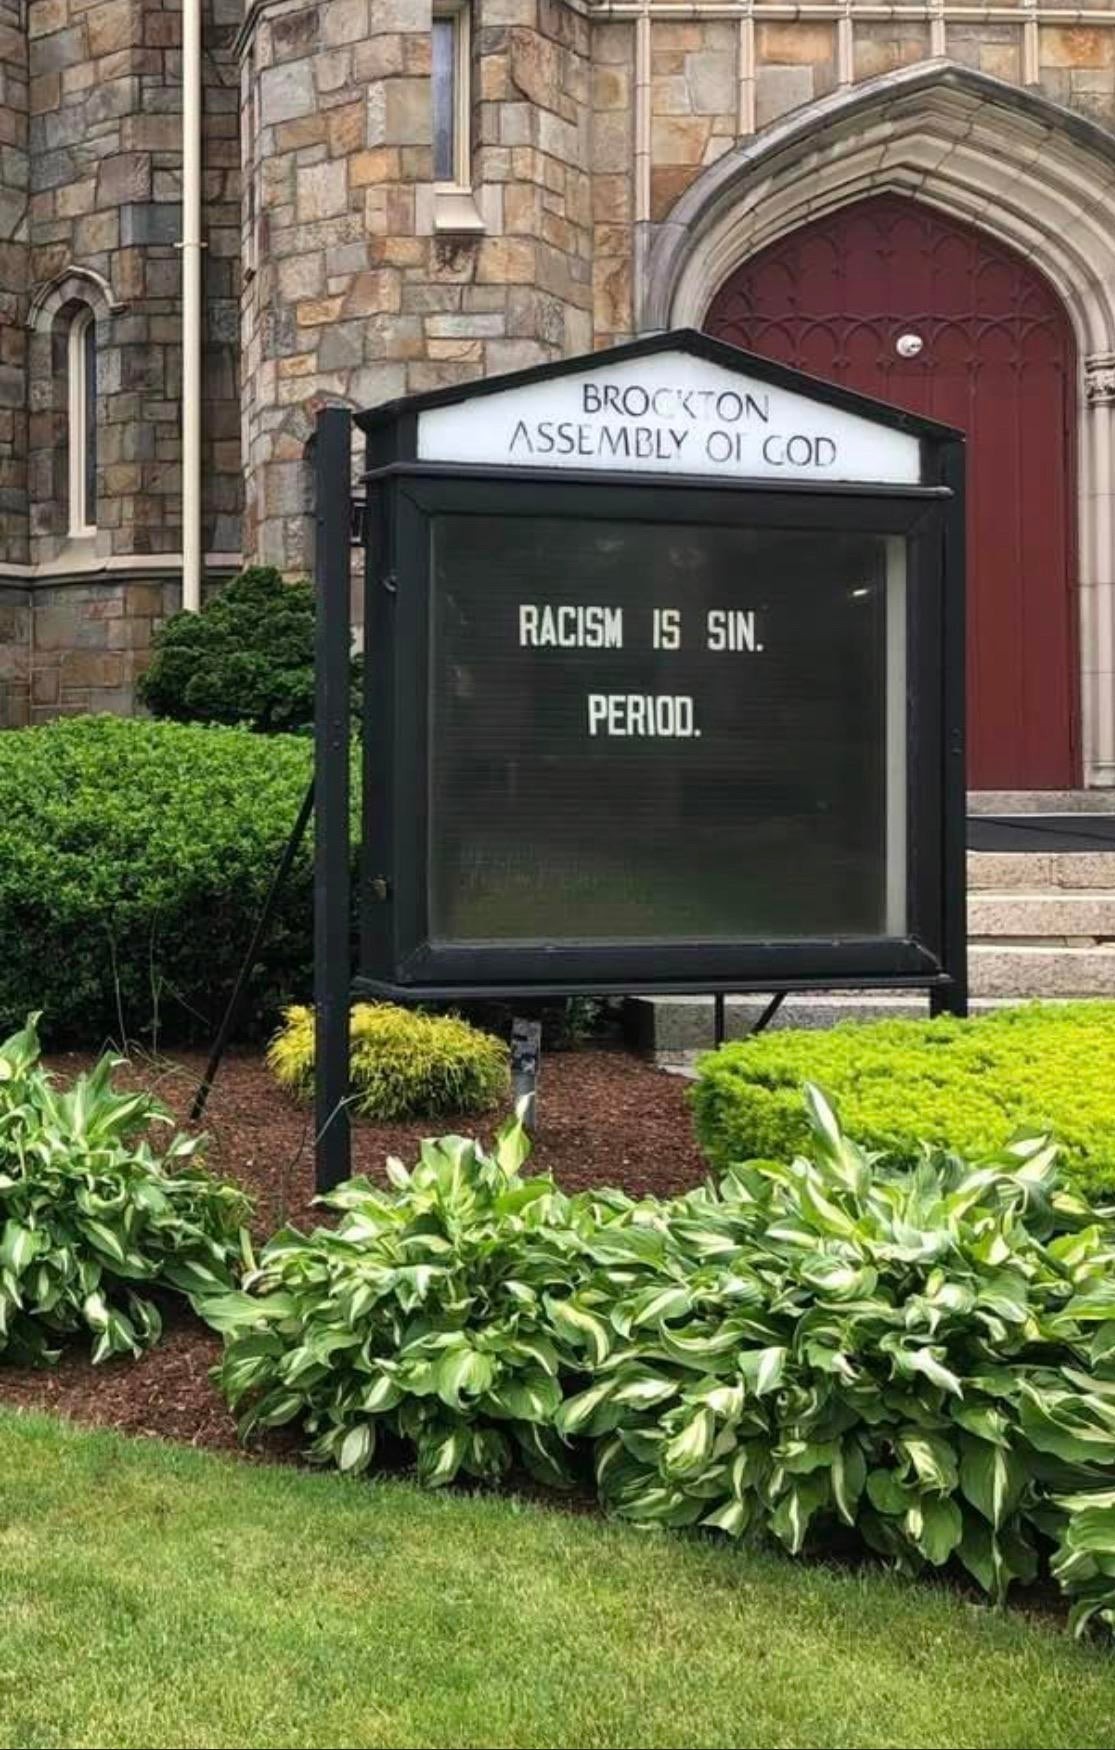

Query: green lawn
left=1, top=1412, right=1114, bottom=1750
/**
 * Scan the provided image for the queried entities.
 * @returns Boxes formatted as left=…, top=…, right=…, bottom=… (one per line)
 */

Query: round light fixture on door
left=895, top=332, right=925, bottom=358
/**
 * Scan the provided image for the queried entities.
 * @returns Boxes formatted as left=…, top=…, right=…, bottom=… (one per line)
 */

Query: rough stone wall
left=0, top=0, right=29, bottom=573
left=29, top=571, right=179, bottom=717
left=240, top=0, right=592, bottom=572
left=205, top=0, right=245, bottom=558
left=20, top=0, right=239, bottom=564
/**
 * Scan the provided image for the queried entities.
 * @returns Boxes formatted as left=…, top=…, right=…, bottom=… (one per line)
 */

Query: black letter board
left=350, top=330, right=966, bottom=1007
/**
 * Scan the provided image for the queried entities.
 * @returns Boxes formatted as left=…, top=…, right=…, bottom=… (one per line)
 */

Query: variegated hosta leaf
left=0, top=1016, right=246, bottom=1367
left=210, top=1079, right=1115, bottom=1633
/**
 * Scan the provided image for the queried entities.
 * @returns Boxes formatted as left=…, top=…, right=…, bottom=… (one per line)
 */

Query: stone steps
left=968, top=847, right=1115, bottom=997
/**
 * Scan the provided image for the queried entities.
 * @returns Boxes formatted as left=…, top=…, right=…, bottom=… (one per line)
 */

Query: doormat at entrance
left=968, top=815, right=1115, bottom=853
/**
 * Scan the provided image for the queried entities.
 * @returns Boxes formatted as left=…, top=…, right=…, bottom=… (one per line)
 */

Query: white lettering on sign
left=587, top=694, right=699, bottom=738
left=417, top=350, right=921, bottom=485
left=519, top=603, right=624, bottom=648
left=521, top=600, right=770, bottom=737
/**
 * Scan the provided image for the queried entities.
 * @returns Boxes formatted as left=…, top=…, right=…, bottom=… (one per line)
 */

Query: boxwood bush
left=137, top=565, right=362, bottom=735
left=0, top=716, right=314, bottom=1046
left=691, top=1003, right=1115, bottom=1198
left=207, top=1090, right=1115, bottom=1635
left=267, top=1002, right=510, bottom=1120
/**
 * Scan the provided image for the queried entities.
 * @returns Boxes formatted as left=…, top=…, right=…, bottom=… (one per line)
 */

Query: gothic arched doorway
left=705, top=193, right=1079, bottom=790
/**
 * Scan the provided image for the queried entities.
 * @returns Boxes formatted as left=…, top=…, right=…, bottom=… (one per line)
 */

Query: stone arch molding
left=642, top=59, right=1115, bottom=785
left=25, top=265, right=124, bottom=331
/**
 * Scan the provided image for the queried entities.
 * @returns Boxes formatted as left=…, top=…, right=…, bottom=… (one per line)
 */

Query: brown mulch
left=0, top=1047, right=705, bottom=1456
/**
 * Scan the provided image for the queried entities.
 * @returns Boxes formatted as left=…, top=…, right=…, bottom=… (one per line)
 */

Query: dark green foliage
left=0, top=716, right=314, bottom=1046
left=691, top=1004, right=1115, bottom=1198
left=0, top=1016, right=248, bottom=1365
left=209, top=1092, right=1115, bottom=1635
left=137, top=565, right=361, bottom=735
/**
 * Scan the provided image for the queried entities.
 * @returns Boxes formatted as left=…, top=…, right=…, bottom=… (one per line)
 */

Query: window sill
left=432, top=185, right=486, bottom=235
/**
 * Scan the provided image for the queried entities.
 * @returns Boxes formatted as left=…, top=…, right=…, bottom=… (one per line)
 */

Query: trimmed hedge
left=691, top=1003, right=1115, bottom=1197
left=267, top=1002, right=510, bottom=1120
left=0, top=716, right=315, bottom=1047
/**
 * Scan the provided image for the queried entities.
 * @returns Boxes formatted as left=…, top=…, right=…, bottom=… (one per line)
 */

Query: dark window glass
left=83, top=317, right=96, bottom=524
left=428, top=515, right=904, bottom=945
left=432, top=15, right=457, bottom=182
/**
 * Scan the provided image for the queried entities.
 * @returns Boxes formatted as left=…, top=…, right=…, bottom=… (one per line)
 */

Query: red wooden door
left=704, top=194, right=1079, bottom=790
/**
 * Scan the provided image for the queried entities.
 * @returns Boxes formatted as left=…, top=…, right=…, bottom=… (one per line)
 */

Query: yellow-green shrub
left=691, top=1003, right=1115, bottom=1197
left=267, top=1003, right=510, bottom=1120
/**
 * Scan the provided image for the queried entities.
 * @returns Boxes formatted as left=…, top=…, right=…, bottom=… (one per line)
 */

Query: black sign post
left=313, top=330, right=967, bottom=1191
left=313, top=406, right=353, bottom=1192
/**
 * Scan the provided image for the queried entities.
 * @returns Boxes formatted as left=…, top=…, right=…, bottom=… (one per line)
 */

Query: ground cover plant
left=0, top=716, right=315, bottom=1045
left=0, top=1017, right=247, bottom=1365
left=209, top=1089, right=1115, bottom=1634
left=268, top=1002, right=510, bottom=1122
left=8, top=1410, right=1114, bottom=1750
left=692, top=1002, right=1115, bottom=1197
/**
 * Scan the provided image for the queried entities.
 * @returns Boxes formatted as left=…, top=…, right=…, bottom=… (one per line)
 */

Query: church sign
left=311, top=330, right=966, bottom=1186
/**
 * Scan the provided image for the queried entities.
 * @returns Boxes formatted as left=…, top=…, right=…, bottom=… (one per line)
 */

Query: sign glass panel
left=427, top=513, right=907, bottom=946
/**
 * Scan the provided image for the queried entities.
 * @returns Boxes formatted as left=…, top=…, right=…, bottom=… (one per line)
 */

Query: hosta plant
left=0, top=1016, right=249, bottom=1365
left=208, top=1087, right=1115, bottom=1635
left=569, top=1087, right=1115, bottom=1634
left=207, top=1113, right=592, bottom=1488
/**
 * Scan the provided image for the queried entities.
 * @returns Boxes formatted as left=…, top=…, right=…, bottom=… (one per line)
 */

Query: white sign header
left=416, top=350, right=921, bottom=486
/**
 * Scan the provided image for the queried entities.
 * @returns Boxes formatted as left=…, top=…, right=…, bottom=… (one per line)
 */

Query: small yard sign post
left=314, top=330, right=967, bottom=1191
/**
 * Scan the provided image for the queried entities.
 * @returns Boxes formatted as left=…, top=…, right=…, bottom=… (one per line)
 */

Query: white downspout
left=181, top=0, right=203, bottom=611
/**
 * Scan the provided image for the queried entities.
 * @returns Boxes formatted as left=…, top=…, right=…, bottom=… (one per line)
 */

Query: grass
left=1, top=1412, right=1114, bottom=1750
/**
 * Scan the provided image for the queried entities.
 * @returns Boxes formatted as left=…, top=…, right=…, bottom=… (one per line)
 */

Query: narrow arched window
left=68, top=307, right=97, bottom=535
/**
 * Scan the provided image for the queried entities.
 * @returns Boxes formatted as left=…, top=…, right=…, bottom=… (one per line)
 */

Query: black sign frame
left=312, top=330, right=967, bottom=1188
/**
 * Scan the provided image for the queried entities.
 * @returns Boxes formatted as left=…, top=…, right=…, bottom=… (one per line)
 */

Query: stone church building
left=4, top=2, right=1115, bottom=834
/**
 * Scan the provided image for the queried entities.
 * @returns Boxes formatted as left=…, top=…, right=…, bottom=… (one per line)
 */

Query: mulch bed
left=0, top=1047, right=705, bottom=1457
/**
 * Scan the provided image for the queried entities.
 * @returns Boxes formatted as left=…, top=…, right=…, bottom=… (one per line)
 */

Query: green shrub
left=0, top=716, right=315, bottom=1046
left=137, top=565, right=361, bottom=735
left=691, top=1003, right=1115, bottom=1198
left=206, top=1115, right=586, bottom=1488
left=267, top=1002, right=510, bottom=1120
left=0, top=1016, right=248, bottom=1365
left=209, top=1090, right=1115, bottom=1635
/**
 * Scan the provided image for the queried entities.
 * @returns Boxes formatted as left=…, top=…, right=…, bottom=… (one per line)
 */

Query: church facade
left=3, top=0, right=1115, bottom=796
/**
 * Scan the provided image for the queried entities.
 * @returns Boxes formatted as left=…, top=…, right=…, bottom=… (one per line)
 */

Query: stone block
left=294, top=295, right=346, bottom=327
left=509, top=27, right=562, bottom=110
left=755, top=64, right=814, bottom=128
left=350, top=146, right=399, bottom=186
left=87, top=1, right=136, bottom=59
left=686, top=50, right=735, bottom=115
left=477, top=235, right=536, bottom=283
left=1040, top=26, right=1115, bottom=70
left=322, top=0, right=368, bottom=47
left=121, top=204, right=182, bottom=247
left=757, top=22, right=837, bottom=66
left=56, top=178, right=96, bottom=219
left=259, top=60, right=316, bottom=126
left=30, top=25, right=85, bottom=75
left=97, top=151, right=152, bottom=206
left=296, top=159, right=348, bottom=222
left=383, top=78, right=432, bottom=146
left=343, top=270, right=402, bottom=316
left=651, top=163, right=699, bottom=220
left=327, top=100, right=366, bottom=158
left=651, top=112, right=710, bottom=165
left=279, top=252, right=326, bottom=300
left=318, top=321, right=368, bottom=369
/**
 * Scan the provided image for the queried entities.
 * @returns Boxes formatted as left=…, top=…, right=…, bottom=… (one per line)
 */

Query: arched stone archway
left=642, top=60, right=1115, bottom=787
